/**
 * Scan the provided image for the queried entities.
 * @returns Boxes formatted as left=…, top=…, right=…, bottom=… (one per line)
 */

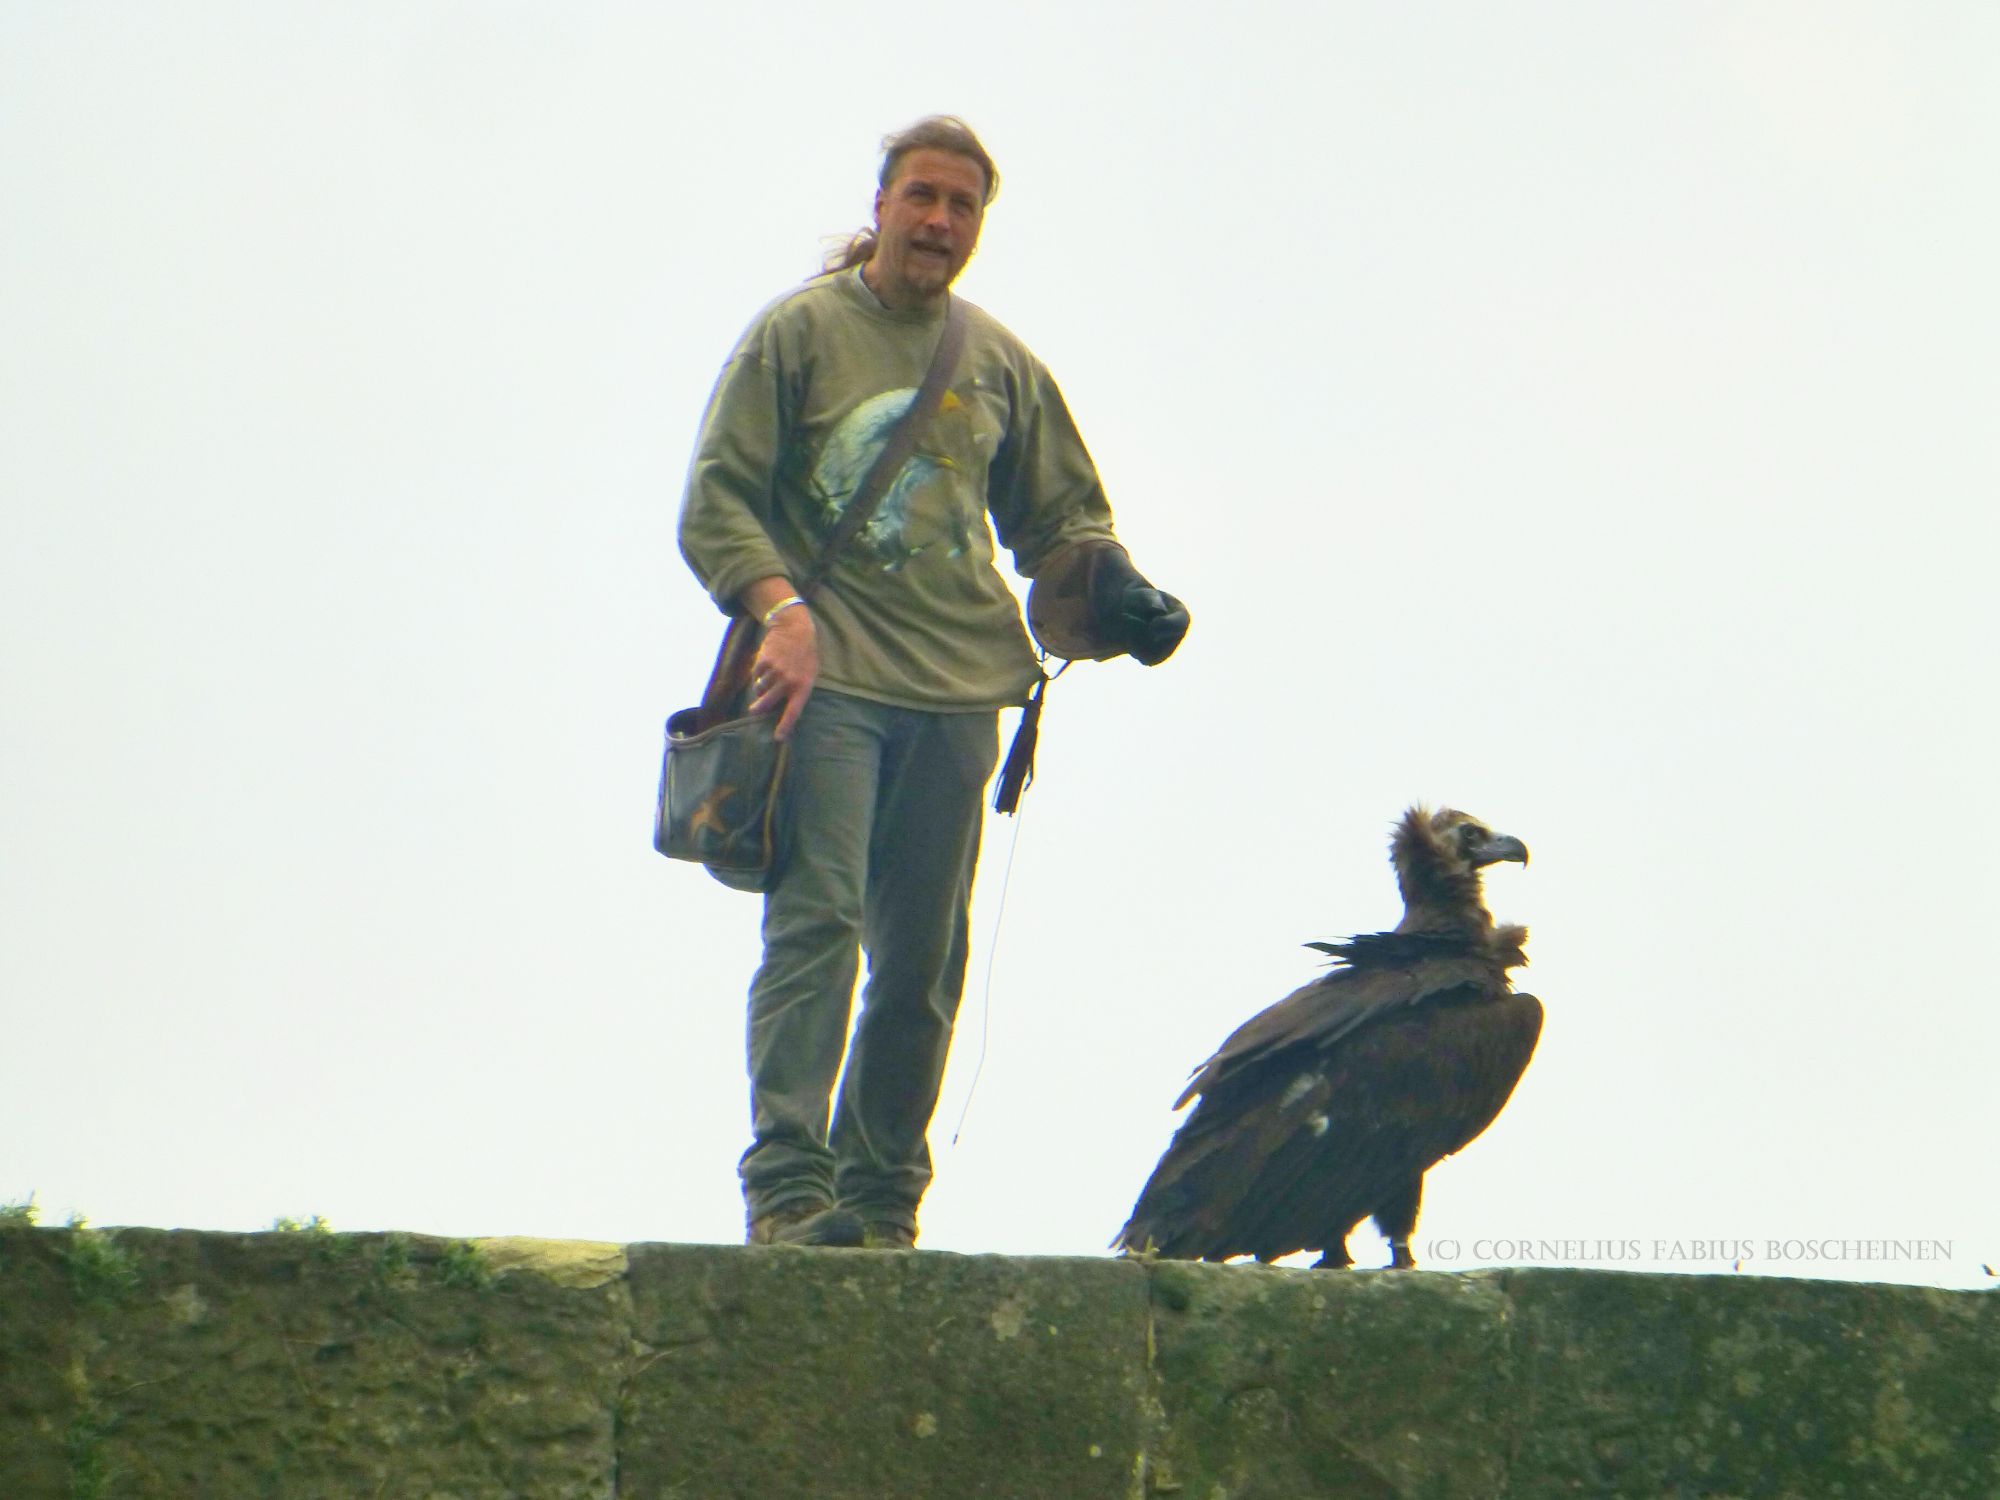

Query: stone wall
left=2, top=1225, right=1994, bottom=1497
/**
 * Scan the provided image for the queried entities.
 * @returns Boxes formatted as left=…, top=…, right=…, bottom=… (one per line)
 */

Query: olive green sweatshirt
left=677, top=267, right=1118, bottom=711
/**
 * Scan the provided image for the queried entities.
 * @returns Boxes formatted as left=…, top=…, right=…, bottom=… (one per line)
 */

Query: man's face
left=868, top=148, right=986, bottom=308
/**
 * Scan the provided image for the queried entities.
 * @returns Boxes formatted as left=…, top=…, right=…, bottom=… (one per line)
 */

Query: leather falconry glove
left=1088, top=547, right=1191, bottom=667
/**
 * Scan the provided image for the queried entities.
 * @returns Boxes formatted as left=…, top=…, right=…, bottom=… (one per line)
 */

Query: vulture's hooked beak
left=1471, top=833, right=1530, bottom=869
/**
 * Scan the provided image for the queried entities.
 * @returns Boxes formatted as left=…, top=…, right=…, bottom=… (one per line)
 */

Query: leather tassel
left=993, top=673, right=1048, bottom=815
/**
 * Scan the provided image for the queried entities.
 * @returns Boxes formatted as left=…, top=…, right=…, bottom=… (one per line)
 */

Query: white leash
left=949, top=764, right=1033, bottom=1147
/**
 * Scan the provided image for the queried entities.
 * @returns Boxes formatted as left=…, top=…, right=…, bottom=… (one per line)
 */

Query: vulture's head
left=1392, top=806, right=1529, bottom=931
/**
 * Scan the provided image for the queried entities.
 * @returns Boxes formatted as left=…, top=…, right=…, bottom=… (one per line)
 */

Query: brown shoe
left=747, top=1204, right=865, bottom=1248
left=861, top=1221, right=917, bottom=1250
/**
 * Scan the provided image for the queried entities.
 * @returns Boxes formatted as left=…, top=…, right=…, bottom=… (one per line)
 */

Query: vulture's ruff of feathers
left=1115, top=806, right=1541, bottom=1270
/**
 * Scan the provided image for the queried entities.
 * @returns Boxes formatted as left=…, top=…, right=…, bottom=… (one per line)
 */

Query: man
left=678, top=116, right=1188, bottom=1250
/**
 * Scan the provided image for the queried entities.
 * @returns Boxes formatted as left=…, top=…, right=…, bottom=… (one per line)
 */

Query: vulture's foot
left=1387, top=1240, right=1417, bottom=1271
left=1310, top=1248, right=1354, bottom=1271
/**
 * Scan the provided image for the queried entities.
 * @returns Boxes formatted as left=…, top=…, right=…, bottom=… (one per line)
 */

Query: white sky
left=3, top=1, right=1995, bottom=1289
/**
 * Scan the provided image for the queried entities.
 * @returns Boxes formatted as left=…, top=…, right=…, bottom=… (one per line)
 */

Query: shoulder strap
left=798, top=295, right=968, bottom=597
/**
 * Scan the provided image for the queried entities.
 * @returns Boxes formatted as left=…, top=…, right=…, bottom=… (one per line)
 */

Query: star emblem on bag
left=689, top=783, right=737, bottom=838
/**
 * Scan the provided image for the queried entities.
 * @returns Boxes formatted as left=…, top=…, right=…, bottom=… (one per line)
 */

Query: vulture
left=1115, top=806, right=1541, bottom=1270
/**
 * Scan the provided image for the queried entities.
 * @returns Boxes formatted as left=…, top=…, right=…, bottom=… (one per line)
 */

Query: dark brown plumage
left=1115, top=806, right=1541, bottom=1270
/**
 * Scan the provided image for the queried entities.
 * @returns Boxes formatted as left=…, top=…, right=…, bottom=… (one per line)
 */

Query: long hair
left=823, top=115, right=1000, bottom=274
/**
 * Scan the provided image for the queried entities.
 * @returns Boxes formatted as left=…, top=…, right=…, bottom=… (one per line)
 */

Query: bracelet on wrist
left=760, top=594, right=807, bottom=628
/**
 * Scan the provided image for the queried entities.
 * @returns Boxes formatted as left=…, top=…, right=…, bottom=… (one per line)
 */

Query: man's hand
left=739, top=577, right=819, bottom=740
left=748, top=604, right=818, bottom=741
left=1113, top=585, right=1190, bottom=666
left=1089, top=549, right=1191, bottom=666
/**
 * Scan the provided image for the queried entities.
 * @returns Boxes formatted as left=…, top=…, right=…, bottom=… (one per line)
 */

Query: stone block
left=1504, top=1267, right=2000, bottom=1498
left=620, top=1241, right=1151, bottom=1500
left=2, top=1226, right=631, bottom=1499
left=1144, top=1261, right=1516, bottom=1498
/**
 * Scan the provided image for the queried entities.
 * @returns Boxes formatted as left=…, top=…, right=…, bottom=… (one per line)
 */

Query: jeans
left=738, top=688, right=1000, bottom=1232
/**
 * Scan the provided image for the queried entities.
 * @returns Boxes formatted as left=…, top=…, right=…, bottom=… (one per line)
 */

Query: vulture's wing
left=1312, top=989, right=1545, bottom=1198
left=1174, top=952, right=1498, bottom=1110
left=1119, top=988, right=1543, bottom=1262
left=1116, top=1068, right=1328, bottom=1260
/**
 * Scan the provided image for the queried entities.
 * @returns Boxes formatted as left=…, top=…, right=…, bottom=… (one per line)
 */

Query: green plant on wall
left=376, top=1231, right=414, bottom=1284
left=61, top=1215, right=140, bottom=1305
left=271, top=1213, right=365, bottom=1268
left=66, top=1401, right=117, bottom=1500
left=438, top=1239, right=494, bottom=1290
left=0, top=1195, right=35, bottom=1277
